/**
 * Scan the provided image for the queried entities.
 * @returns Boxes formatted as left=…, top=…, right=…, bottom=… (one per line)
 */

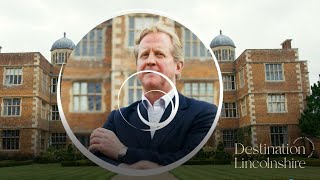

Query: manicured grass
left=0, top=163, right=116, bottom=180
left=1, top=163, right=319, bottom=179
left=171, top=164, right=320, bottom=180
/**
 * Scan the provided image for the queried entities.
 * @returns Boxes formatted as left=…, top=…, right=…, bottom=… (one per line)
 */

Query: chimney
left=0, top=46, right=2, bottom=53
left=281, top=39, right=292, bottom=49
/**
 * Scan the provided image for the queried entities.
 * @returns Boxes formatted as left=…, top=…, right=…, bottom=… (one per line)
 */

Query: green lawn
left=1, top=163, right=319, bottom=180
left=171, top=165, right=320, bottom=180
left=0, top=163, right=115, bottom=180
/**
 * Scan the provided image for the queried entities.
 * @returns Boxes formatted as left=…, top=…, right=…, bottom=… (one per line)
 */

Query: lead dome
left=50, top=32, right=75, bottom=51
left=210, top=30, right=236, bottom=61
left=210, top=30, right=236, bottom=48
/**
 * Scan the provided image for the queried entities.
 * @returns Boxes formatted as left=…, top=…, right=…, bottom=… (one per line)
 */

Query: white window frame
left=221, top=49, right=228, bottom=60
left=72, top=82, right=102, bottom=112
left=223, top=74, right=236, bottom=91
left=229, top=50, right=235, bottom=61
left=184, top=82, right=214, bottom=104
left=270, top=126, right=288, bottom=146
left=183, top=28, right=211, bottom=59
left=265, top=63, right=284, bottom=81
left=267, top=94, right=287, bottom=113
left=57, top=52, right=65, bottom=64
left=41, top=100, right=48, bottom=120
left=50, top=133, right=67, bottom=149
left=127, top=76, right=143, bottom=105
left=51, top=77, right=58, bottom=93
left=213, top=50, right=220, bottom=60
left=2, top=130, right=20, bottom=150
left=222, top=129, right=237, bottom=148
left=4, top=67, right=23, bottom=85
left=128, top=16, right=159, bottom=47
left=2, top=98, right=21, bottom=117
left=40, top=131, right=47, bottom=151
left=74, top=28, right=104, bottom=59
left=239, top=68, right=245, bottom=88
left=240, top=97, right=247, bottom=117
left=42, top=72, right=48, bottom=93
left=221, top=102, right=238, bottom=118
left=51, top=105, right=60, bottom=121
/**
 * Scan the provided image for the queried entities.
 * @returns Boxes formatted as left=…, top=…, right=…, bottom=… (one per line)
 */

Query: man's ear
left=176, top=61, right=184, bottom=74
left=176, top=61, right=184, bottom=73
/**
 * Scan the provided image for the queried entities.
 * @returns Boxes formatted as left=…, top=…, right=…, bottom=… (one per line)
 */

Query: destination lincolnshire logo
left=234, top=137, right=314, bottom=168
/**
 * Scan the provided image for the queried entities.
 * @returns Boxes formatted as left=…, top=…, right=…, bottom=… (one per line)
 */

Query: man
left=89, top=23, right=217, bottom=169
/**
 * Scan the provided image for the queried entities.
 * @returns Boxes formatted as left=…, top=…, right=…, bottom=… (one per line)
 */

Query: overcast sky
left=1, top=0, right=319, bottom=85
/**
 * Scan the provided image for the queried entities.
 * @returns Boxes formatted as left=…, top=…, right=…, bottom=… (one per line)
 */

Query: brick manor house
left=0, top=14, right=312, bottom=158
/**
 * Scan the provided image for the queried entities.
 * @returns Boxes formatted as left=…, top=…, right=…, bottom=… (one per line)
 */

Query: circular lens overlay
left=118, top=70, right=179, bottom=131
left=58, top=10, right=223, bottom=176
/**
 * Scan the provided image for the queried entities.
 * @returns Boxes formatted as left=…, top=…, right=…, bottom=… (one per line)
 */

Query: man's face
left=136, top=32, right=182, bottom=92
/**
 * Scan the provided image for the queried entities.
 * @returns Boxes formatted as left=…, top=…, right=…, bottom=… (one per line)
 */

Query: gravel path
left=111, top=172, right=178, bottom=180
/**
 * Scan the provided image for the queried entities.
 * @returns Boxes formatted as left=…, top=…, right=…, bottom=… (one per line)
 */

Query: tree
left=299, top=81, right=320, bottom=137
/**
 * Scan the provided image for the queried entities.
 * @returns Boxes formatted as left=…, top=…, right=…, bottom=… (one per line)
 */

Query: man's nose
left=146, top=54, right=156, bottom=66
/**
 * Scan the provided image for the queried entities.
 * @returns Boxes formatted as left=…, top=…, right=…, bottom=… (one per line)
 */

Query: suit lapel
left=152, top=93, right=188, bottom=146
left=130, top=101, right=151, bottom=147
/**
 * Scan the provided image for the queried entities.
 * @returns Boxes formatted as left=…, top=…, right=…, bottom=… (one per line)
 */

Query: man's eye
left=156, top=53, right=165, bottom=58
left=141, top=53, right=149, bottom=58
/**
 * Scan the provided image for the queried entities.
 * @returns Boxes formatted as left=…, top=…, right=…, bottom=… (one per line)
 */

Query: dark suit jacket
left=96, top=93, right=217, bottom=166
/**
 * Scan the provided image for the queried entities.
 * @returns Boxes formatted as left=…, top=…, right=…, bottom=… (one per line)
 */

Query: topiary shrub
left=191, top=146, right=215, bottom=160
left=214, top=141, right=232, bottom=162
left=187, top=143, right=231, bottom=165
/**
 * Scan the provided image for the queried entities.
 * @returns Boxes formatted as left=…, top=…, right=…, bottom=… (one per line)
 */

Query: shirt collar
left=141, top=89, right=175, bottom=109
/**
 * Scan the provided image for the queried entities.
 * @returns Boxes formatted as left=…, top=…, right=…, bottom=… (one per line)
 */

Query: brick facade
left=0, top=52, right=59, bottom=157
left=218, top=46, right=310, bottom=152
left=0, top=14, right=312, bottom=158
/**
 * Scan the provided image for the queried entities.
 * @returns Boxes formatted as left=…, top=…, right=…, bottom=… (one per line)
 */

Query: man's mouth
left=143, top=70, right=159, bottom=75
left=144, top=72, right=155, bottom=76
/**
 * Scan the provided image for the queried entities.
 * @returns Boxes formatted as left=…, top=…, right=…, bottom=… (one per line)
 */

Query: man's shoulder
left=180, top=94, right=217, bottom=125
left=183, top=95, right=217, bottom=110
left=111, top=100, right=140, bottom=115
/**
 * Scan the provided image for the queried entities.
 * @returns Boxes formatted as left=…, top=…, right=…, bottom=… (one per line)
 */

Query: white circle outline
left=138, top=89, right=175, bottom=129
left=57, top=9, right=224, bottom=176
left=293, top=136, right=315, bottom=158
left=117, top=70, right=179, bottom=131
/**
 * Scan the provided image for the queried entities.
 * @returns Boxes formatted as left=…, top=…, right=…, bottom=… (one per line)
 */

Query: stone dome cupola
left=210, top=30, right=236, bottom=61
left=50, top=32, right=75, bottom=65
left=51, top=32, right=75, bottom=51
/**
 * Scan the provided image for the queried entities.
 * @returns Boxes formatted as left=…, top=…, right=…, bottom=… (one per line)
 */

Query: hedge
left=184, top=159, right=231, bottom=165
left=0, top=160, right=33, bottom=167
left=61, top=159, right=97, bottom=167
left=305, top=159, right=320, bottom=166
left=35, top=145, right=87, bottom=164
